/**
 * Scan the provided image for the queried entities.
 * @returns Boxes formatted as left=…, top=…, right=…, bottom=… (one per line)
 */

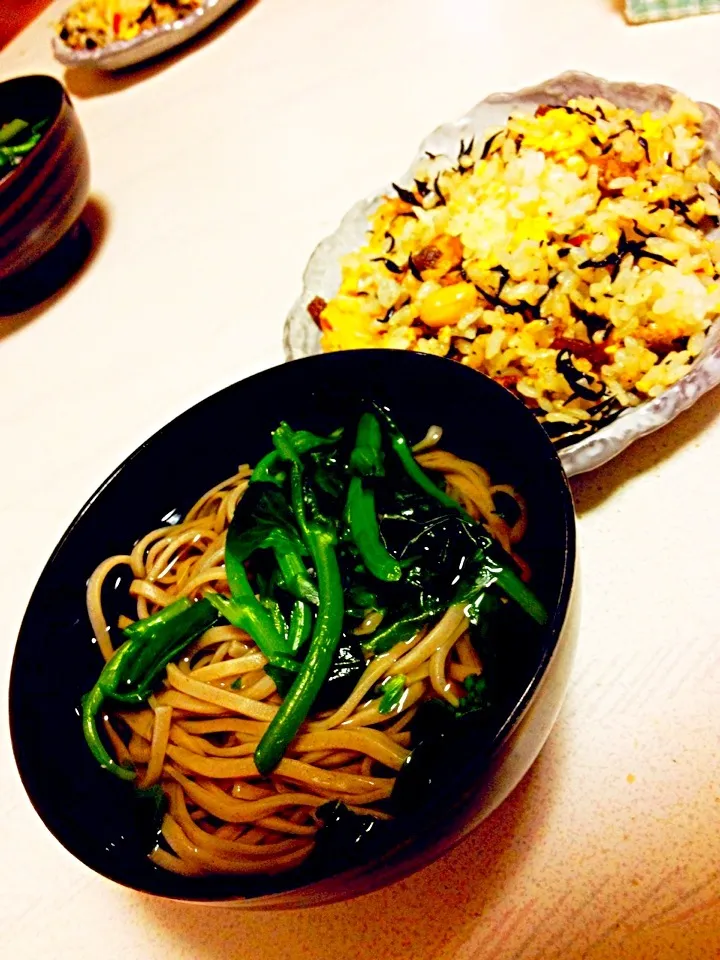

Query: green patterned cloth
left=626, top=0, right=720, bottom=22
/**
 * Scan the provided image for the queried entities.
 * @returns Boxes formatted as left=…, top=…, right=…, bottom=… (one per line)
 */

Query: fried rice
left=311, top=93, right=720, bottom=445
left=57, top=0, right=202, bottom=50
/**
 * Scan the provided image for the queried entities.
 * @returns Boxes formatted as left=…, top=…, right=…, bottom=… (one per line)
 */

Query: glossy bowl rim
left=9, top=350, right=577, bottom=905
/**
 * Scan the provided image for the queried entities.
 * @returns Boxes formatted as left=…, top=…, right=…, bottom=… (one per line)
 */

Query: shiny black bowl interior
left=9, top=350, right=575, bottom=903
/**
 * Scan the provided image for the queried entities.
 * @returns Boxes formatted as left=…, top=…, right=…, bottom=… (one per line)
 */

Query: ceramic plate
left=284, top=72, right=720, bottom=476
left=52, top=0, right=239, bottom=71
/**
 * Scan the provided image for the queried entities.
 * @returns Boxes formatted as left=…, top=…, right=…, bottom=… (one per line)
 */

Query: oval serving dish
left=9, top=351, right=578, bottom=906
left=284, top=72, right=720, bottom=476
left=52, top=0, right=240, bottom=71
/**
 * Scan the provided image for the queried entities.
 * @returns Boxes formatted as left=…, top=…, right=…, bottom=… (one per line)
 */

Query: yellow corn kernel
left=516, top=216, right=551, bottom=244
left=640, top=112, right=663, bottom=140
left=419, top=282, right=478, bottom=329
left=565, top=155, right=588, bottom=176
left=689, top=199, right=705, bottom=221
left=600, top=225, right=620, bottom=249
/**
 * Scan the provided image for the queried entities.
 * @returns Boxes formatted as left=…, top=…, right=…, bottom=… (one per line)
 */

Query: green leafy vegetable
left=135, top=782, right=167, bottom=823
left=345, top=413, right=402, bottom=583
left=82, top=402, right=549, bottom=790
left=349, top=412, right=384, bottom=477
left=81, top=597, right=218, bottom=779
left=373, top=404, right=464, bottom=513
left=204, top=591, right=287, bottom=659
left=228, top=482, right=319, bottom=605
left=267, top=653, right=303, bottom=673
left=288, top=599, right=312, bottom=653
left=453, top=672, right=491, bottom=717
left=362, top=607, right=442, bottom=656
left=378, top=675, right=407, bottom=714
left=0, top=117, right=48, bottom=172
left=252, top=428, right=342, bottom=486
left=493, top=566, right=547, bottom=626
left=264, top=663, right=296, bottom=698
left=253, top=423, right=346, bottom=775
left=0, top=119, right=28, bottom=145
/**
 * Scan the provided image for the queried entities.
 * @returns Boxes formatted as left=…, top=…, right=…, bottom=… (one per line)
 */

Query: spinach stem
left=254, top=424, right=345, bottom=775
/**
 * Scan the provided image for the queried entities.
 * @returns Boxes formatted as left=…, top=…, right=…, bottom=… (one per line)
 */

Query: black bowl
left=9, top=351, right=578, bottom=906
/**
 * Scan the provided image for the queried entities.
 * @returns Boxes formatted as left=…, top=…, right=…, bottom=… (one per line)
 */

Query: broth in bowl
left=81, top=402, right=547, bottom=879
left=10, top=351, right=576, bottom=905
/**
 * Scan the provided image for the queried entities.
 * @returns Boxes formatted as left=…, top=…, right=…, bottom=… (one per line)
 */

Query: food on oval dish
left=57, top=0, right=203, bottom=50
left=0, top=117, right=49, bottom=176
left=81, top=406, right=547, bottom=878
left=312, top=94, right=720, bottom=446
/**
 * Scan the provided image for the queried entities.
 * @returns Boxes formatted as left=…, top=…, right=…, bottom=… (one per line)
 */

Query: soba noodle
left=87, top=441, right=528, bottom=878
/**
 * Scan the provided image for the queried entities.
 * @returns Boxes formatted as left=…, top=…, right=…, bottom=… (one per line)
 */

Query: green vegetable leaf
left=0, top=118, right=29, bottom=145
left=0, top=117, right=48, bottom=172
left=346, top=476, right=401, bottom=583
left=349, top=412, right=385, bottom=477
left=227, top=482, right=319, bottom=605
left=252, top=428, right=342, bottom=486
left=253, top=423, right=345, bottom=775
left=81, top=598, right=218, bottom=780
left=264, top=663, right=297, bottom=699
left=377, top=675, right=407, bottom=714
left=453, top=673, right=491, bottom=717
left=205, top=592, right=289, bottom=659
left=134, top=783, right=167, bottom=822
left=115, top=597, right=218, bottom=701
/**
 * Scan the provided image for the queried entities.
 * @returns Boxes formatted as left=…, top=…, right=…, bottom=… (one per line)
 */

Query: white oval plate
left=52, top=0, right=239, bottom=71
left=284, top=72, right=720, bottom=476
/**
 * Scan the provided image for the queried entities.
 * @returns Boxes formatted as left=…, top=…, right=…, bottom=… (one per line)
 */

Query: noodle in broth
left=86, top=435, right=529, bottom=878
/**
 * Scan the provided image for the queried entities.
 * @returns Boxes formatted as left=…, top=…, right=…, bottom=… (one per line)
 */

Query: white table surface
left=2, top=1, right=719, bottom=957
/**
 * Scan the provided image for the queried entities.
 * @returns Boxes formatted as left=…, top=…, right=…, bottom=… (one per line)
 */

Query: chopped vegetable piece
left=378, top=675, right=407, bottom=714
left=0, top=116, right=48, bottom=175
left=373, top=405, right=463, bottom=513
left=345, top=413, right=402, bottom=583
left=453, top=673, right=490, bottom=717
left=81, top=597, right=218, bottom=779
left=254, top=424, right=345, bottom=775
left=288, top=599, right=312, bottom=653
left=205, top=592, right=288, bottom=659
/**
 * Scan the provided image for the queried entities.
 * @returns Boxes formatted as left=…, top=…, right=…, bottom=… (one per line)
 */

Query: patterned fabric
left=626, top=0, right=720, bottom=23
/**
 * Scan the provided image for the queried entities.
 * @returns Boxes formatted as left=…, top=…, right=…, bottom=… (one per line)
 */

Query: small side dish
left=0, top=116, right=49, bottom=176
left=57, top=0, right=203, bottom=51
left=52, top=0, right=240, bottom=69
left=0, top=75, right=90, bottom=284
left=311, top=94, right=720, bottom=447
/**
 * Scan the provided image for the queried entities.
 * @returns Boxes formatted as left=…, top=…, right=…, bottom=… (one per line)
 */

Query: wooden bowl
left=0, top=75, right=90, bottom=281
